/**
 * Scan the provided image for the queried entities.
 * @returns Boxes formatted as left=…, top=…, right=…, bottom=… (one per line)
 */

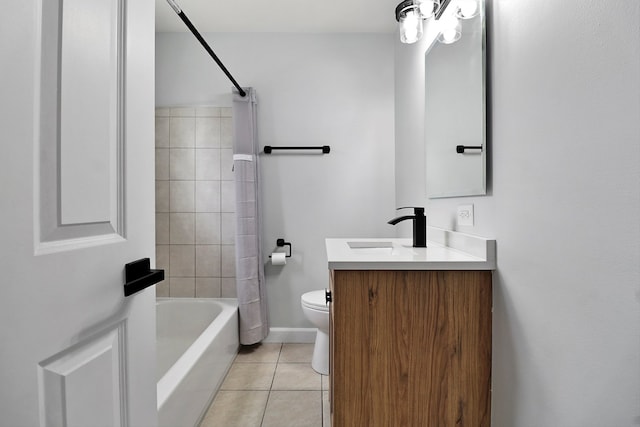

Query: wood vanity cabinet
left=329, top=269, right=492, bottom=427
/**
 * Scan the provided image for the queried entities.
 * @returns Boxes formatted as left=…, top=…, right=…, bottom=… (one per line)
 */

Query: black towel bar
left=456, top=145, right=483, bottom=153
left=264, top=146, right=330, bottom=154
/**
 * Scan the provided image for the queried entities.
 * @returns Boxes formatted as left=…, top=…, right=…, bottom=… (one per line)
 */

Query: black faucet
left=387, top=207, right=427, bottom=248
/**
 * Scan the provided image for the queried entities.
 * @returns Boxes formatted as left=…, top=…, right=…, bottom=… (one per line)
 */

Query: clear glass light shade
left=437, top=16, right=461, bottom=44
left=455, top=0, right=479, bottom=19
left=417, top=0, right=437, bottom=18
left=399, top=9, right=424, bottom=44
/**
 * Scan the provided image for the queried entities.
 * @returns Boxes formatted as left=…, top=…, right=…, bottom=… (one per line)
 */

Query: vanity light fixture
left=395, top=0, right=477, bottom=45
left=455, top=0, right=479, bottom=19
left=437, top=14, right=462, bottom=44
left=395, top=0, right=433, bottom=44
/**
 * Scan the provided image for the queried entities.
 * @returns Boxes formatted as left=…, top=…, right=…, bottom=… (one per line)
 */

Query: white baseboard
left=263, top=327, right=317, bottom=343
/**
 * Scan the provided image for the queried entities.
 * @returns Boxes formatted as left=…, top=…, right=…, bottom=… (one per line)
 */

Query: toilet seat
left=300, top=290, right=330, bottom=375
left=301, top=290, right=329, bottom=312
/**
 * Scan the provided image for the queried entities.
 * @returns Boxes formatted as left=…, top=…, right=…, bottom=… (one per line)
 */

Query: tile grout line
left=259, top=343, right=282, bottom=427
left=203, top=343, right=322, bottom=426
left=192, top=118, right=197, bottom=298
left=167, top=115, right=172, bottom=297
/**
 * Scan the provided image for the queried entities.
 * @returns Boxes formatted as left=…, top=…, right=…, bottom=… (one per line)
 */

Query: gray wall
left=156, top=33, right=396, bottom=327
left=395, top=1, right=640, bottom=425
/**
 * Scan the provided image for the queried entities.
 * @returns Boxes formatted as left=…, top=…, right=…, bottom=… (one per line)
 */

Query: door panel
left=38, top=322, right=126, bottom=427
left=0, top=0, right=156, bottom=425
left=59, top=0, right=121, bottom=225
left=37, top=0, right=125, bottom=249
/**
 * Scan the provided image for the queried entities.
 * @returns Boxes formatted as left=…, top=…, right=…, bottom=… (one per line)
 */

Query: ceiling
left=155, top=0, right=401, bottom=33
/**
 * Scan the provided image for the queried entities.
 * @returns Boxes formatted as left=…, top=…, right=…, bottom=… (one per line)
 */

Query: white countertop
left=326, top=230, right=496, bottom=271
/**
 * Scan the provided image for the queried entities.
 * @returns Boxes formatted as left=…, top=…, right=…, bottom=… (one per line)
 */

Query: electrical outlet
left=457, top=204, right=474, bottom=227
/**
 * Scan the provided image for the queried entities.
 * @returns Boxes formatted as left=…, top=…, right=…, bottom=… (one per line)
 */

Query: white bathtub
left=156, top=298, right=239, bottom=427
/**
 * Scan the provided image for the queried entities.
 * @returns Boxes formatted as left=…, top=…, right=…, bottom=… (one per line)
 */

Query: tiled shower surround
left=155, top=107, right=236, bottom=298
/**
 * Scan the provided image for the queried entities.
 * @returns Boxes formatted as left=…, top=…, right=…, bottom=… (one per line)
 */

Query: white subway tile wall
left=155, top=107, right=236, bottom=298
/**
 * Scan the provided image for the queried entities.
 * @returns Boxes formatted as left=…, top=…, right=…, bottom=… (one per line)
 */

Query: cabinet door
left=329, top=270, right=334, bottom=419
left=332, top=270, right=373, bottom=425
left=331, top=270, right=492, bottom=427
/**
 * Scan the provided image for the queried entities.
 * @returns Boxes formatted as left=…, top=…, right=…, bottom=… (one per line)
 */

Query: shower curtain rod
left=166, top=0, right=247, bottom=97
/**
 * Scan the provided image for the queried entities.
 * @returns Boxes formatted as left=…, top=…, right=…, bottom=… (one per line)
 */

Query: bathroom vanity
left=326, top=229, right=496, bottom=426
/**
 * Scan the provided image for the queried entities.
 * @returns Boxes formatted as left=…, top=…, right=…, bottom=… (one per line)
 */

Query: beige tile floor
left=199, top=343, right=330, bottom=427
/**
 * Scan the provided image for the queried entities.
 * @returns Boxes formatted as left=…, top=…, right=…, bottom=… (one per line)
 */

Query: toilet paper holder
left=269, top=238, right=292, bottom=258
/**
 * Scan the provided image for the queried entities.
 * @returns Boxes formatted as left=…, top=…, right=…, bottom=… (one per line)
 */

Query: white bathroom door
left=0, top=0, right=157, bottom=426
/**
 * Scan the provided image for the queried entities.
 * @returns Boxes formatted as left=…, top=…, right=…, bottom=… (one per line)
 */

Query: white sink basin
left=347, top=241, right=394, bottom=255
left=347, top=241, right=393, bottom=249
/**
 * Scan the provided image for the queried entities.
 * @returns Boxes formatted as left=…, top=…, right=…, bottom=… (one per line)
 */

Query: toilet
left=301, top=290, right=330, bottom=375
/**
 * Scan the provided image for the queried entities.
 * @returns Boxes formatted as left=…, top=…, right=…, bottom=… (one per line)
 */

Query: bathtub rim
left=156, top=297, right=238, bottom=410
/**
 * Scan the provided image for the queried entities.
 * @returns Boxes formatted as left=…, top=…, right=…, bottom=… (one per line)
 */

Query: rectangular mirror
left=425, top=0, right=486, bottom=198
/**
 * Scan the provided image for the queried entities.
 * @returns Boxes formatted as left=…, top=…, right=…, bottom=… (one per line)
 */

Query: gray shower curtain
left=232, top=87, right=269, bottom=345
